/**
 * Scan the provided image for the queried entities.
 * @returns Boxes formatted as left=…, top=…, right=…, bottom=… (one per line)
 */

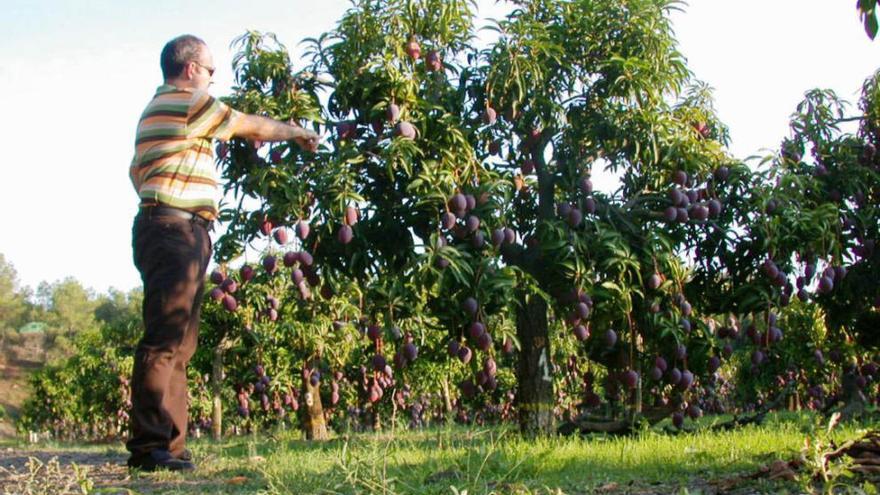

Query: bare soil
left=0, top=337, right=47, bottom=441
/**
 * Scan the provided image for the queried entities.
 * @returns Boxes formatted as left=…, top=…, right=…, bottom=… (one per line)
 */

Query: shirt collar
left=155, top=84, right=195, bottom=95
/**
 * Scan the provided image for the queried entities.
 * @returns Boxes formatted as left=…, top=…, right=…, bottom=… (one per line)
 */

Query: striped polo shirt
left=129, top=84, right=241, bottom=220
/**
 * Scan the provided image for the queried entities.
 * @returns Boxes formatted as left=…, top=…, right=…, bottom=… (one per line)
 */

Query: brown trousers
left=126, top=211, right=211, bottom=459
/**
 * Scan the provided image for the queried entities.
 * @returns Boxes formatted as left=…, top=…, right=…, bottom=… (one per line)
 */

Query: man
left=126, top=34, right=319, bottom=472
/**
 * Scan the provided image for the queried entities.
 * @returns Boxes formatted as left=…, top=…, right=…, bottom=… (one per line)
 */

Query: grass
left=8, top=411, right=880, bottom=494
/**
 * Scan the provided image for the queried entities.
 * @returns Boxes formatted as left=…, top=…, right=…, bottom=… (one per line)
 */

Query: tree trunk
left=626, top=322, right=643, bottom=422
left=301, top=377, right=329, bottom=440
left=512, top=132, right=557, bottom=437
left=370, top=403, right=382, bottom=431
left=441, top=376, right=453, bottom=417
left=391, top=390, right=398, bottom=435
left=632, top=377, right=643, bottom=416
left=559, top=403, right=677, bottom=436
left=839, top=372, right=868, bottom=419
left=515, top=293, right=555, bottom=436
left=211, top=346, right=223, bottom=440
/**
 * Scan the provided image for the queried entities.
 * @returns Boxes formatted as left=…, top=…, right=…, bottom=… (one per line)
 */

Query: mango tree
left=212, top=0, right=774, bottom=436
left=199, top=234, right=410, bottom=439
left=728, top=73, right=880, bottom=417
left=210, top=0, right=520, bottom=437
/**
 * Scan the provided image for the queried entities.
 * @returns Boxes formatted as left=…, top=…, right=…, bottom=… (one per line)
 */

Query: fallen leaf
left=227, top=476, right=248, bottom=485
left=596, top=482, right=619, bottom=492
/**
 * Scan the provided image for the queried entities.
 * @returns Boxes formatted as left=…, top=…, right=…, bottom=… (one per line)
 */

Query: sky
left=1, top=0, right=879, bottom=295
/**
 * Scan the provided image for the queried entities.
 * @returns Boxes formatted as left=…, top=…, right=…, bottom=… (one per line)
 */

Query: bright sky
left=1, top=0, right=878, bottom=295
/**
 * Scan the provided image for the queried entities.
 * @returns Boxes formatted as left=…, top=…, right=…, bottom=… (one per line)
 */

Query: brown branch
left=711, top=382, right=796, bottom=431
left=557, top=404, right=678, bottom=436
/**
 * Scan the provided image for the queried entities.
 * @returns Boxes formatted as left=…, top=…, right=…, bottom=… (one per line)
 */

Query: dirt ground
left=0, top=447, right=130, bottom=494
left=0, top=339, right=45, bottom=442
left=0, top=446, right=249, bottom=495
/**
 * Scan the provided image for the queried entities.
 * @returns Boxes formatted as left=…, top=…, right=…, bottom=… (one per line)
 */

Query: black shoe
left=178, top=448, right=193, bottom=462
left=128, top=449, right=196, bottom=472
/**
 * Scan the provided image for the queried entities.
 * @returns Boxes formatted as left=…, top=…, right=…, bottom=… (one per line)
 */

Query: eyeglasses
left=192, top=61, right=215, bottom=77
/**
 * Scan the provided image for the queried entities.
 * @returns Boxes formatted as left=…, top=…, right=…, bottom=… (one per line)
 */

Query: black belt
left=139, top=206, right=213, bottom=229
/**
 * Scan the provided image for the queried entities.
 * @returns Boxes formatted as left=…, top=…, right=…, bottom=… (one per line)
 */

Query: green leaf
left=867, top=12, right=879, bottom=40
left=601, top=281, right=622, bottom=293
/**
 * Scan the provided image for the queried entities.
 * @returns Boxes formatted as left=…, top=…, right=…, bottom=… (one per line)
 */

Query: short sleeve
left=187, top=90, right=242, bottom=142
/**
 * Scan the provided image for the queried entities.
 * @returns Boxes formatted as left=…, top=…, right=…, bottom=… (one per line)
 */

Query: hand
left=291, top=125, right=320, bottom=153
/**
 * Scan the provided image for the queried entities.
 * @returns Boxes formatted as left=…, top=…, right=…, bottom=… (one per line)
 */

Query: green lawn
left=7, top=412, right=880, bottom=494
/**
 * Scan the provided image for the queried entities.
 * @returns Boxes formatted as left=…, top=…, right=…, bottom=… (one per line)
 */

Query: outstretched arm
left=232, top=114, right=320, bottom=152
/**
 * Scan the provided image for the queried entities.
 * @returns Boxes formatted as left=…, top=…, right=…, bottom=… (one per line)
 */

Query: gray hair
left=160, top=35, right=207, bottom=79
